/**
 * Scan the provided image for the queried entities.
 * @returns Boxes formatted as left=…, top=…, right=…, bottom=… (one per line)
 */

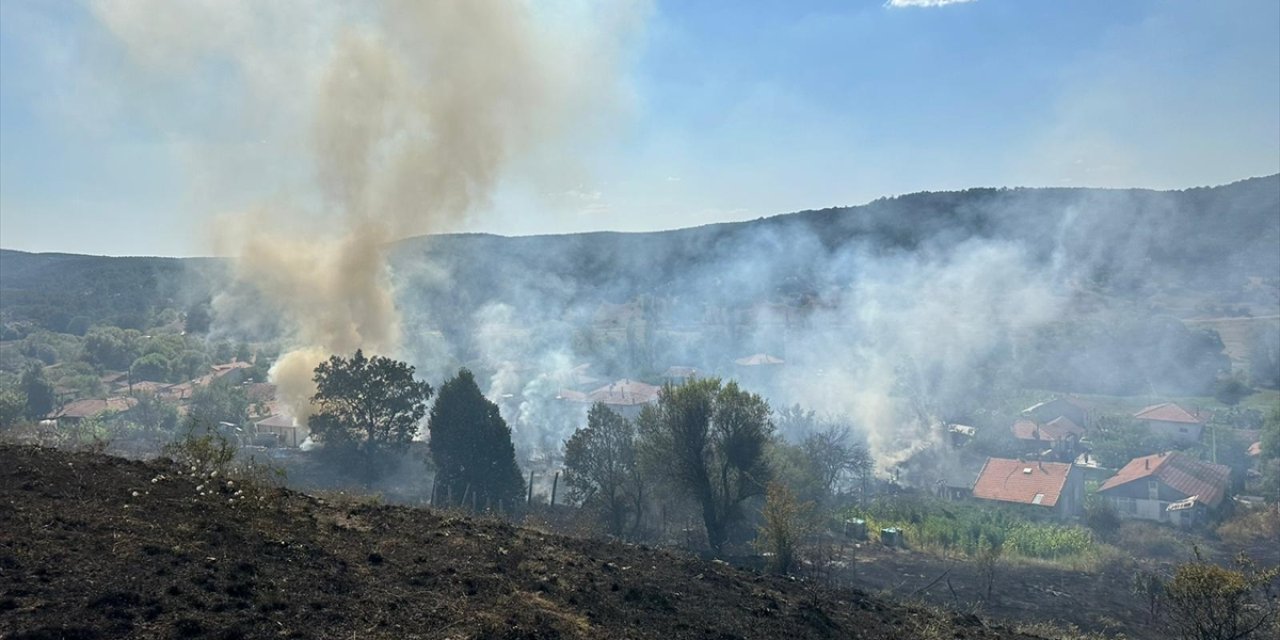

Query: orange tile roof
left=1097, top=452, right=1230, bottom=508
left=1133, top=403, right=1205, bottom=425
left=972, top=458, right=1074, bottom=507
left=52, top=396, right=138, bottom=419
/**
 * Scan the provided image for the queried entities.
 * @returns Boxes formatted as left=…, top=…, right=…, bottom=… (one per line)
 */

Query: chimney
left=1145, top=458, right=1150, bottom=470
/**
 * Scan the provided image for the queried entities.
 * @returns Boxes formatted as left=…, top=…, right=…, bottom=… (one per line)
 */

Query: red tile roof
left=1133, top=403, right=1205, bottom=425
left=52, top=396, right=138, bottom=419
left=558, top=379, right=662, bottom=407
left=1011, top=416, right=1085, bottom=442
left=1097, top=452, right=1231, bottom=508
left=588, top=379, right=661, bottom=406
left=972, top=458, right=1074, bottom=507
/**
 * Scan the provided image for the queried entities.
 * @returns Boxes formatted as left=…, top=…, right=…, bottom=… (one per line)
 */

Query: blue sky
left=1, top=0, right=1278, bottom=256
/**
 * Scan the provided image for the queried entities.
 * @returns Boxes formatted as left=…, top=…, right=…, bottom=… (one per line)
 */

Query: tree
left=1213, top=376, right=1252, bottom=406
left=1248, top=326, right=1280, bottom=390
left=21, top=365, right=55, bottom=420
left=428, top=368, right=523, bottom=511
left=186, top=377, right=250, bottom=431
left=564, top=403, right=644, bottom=536
left=184, top=302, right=212, bottom=334
left=130, top=353, right=171, bottom=383
left=309, top=350, right=432, bottom=481
left=802, top=423, right=873, bottom=499
left=755, top=482, right=813, bottom=574
left=1259, top=407, right=1280, bottom=503
left=131, top=391, right=179, bottom=434
left=0, top=389, right=25, bottom=429
left=174, top=350, right=211, bottom=382
left=1164, top=552, right=1279, bottom=640
left=637, top=378, right=773, bottom=554
left=82, top=326, right=140, bottom=371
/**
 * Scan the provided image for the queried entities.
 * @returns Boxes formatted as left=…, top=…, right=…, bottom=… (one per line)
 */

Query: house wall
left=1141, top=420, right=1202, bottom=444
left=1102, top=480, right=1204, bottom=524
left=1054, top=468, right=1086, bottom=520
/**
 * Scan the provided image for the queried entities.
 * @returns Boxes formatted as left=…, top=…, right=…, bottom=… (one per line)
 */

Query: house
left=126, top=380, right=173, bottom=396
left=898, top=447, right=986, bottom=500
left=49, top=396, right=139, bottom=425
left=1011, top=416, right=1086, bottom=461
left=559, top=378, right=662, bottom=419
left=255, top=414, right=304, bottom=448
left=661, top=366, right=699, bottom=384
left=211, top=361, right=252, bottom=383
left=1023, top=396, right=1092, bottom=429
left=971, top=457, right=1084, bottom=520
left=733, top=353, right=784, bottom=367
left=1096, top=451, right=1230, bottom=527
left=1133, top=403, right=1207, bottom=445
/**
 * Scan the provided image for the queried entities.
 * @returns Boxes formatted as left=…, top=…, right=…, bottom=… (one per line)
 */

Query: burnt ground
left=0, top=445, right=1044, bottom=640
left=839, top=545, right=1153, bottom=639
left=835, top=510, right=1280, bottom=640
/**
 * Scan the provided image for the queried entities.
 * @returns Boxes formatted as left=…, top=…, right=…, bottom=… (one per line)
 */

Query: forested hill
left=392, top=175, right=1280, bottom=310
left=2, top=175, right=1278, bottom=335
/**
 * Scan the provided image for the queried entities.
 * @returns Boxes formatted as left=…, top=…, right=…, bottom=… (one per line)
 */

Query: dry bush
left=755, top=482, right=814, bottom=574
left=1216, top=505, right=1280, bottom=547
left=1115, top=522, right=1188, bottom=560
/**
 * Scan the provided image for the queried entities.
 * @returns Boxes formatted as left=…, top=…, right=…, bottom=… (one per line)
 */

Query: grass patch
left=844, top=496, right=1097, bottom=563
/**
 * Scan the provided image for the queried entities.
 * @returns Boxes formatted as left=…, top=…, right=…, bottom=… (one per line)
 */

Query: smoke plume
left=90, top=0, right=645, bottom=423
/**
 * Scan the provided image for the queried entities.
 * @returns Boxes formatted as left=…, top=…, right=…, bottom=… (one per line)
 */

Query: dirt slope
left=0, top=445, right=1037, bottom=639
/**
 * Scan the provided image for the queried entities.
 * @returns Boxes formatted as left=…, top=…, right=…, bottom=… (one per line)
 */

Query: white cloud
left=885, top=0, right=976, bottom=8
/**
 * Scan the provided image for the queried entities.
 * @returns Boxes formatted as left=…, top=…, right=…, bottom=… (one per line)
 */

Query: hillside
left=0, top=444, right=1038, bottom=640
left=3, top=175, right=1278, bottom=335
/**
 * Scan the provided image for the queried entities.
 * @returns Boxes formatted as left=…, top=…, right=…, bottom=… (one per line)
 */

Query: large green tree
left=564, top=403, right=645, bottom=537
left=638, top=378, right=773, bottom=554
left=428, top=368, right=523, bottom=511
left=309, top=350, right=432, bottom=481
left=186, top=377, right=251, bottom=431
left=21, top=365, right=55, bottom=420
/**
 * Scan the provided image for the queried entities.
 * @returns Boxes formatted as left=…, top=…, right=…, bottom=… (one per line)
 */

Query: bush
left=755, top=482, right=814, bottom=574
left=1084, top=494, right=1121, bottom=540
left=1164, top=552, right=1279, bottom=640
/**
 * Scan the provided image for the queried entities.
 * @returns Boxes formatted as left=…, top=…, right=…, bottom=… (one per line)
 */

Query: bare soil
left=0, top=445, right=1040, bottom=640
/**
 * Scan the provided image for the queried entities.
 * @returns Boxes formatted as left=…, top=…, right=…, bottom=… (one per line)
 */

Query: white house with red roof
left=1096, top=451, right=1230, bottom=526
left=1133, top=403, right=1207, bottom=445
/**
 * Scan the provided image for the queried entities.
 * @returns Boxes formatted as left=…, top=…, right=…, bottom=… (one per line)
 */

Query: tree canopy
left=564, top=403, right=644, bottom=537
left=637, top=378, right=773, bottom=554
left=308, top=350, right=432, bottom=481
left=427, top=368, right=523, bottom=511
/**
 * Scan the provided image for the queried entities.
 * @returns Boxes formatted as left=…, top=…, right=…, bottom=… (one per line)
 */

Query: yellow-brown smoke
left=92, top=0, right=645, bottom=424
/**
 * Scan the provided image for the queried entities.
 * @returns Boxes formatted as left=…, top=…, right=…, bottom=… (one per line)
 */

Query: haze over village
left=1, top=1, right=1278, bottom=639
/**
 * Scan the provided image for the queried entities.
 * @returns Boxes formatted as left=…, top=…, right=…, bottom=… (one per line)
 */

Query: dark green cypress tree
left=428, top=368, right=523, bottom=510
